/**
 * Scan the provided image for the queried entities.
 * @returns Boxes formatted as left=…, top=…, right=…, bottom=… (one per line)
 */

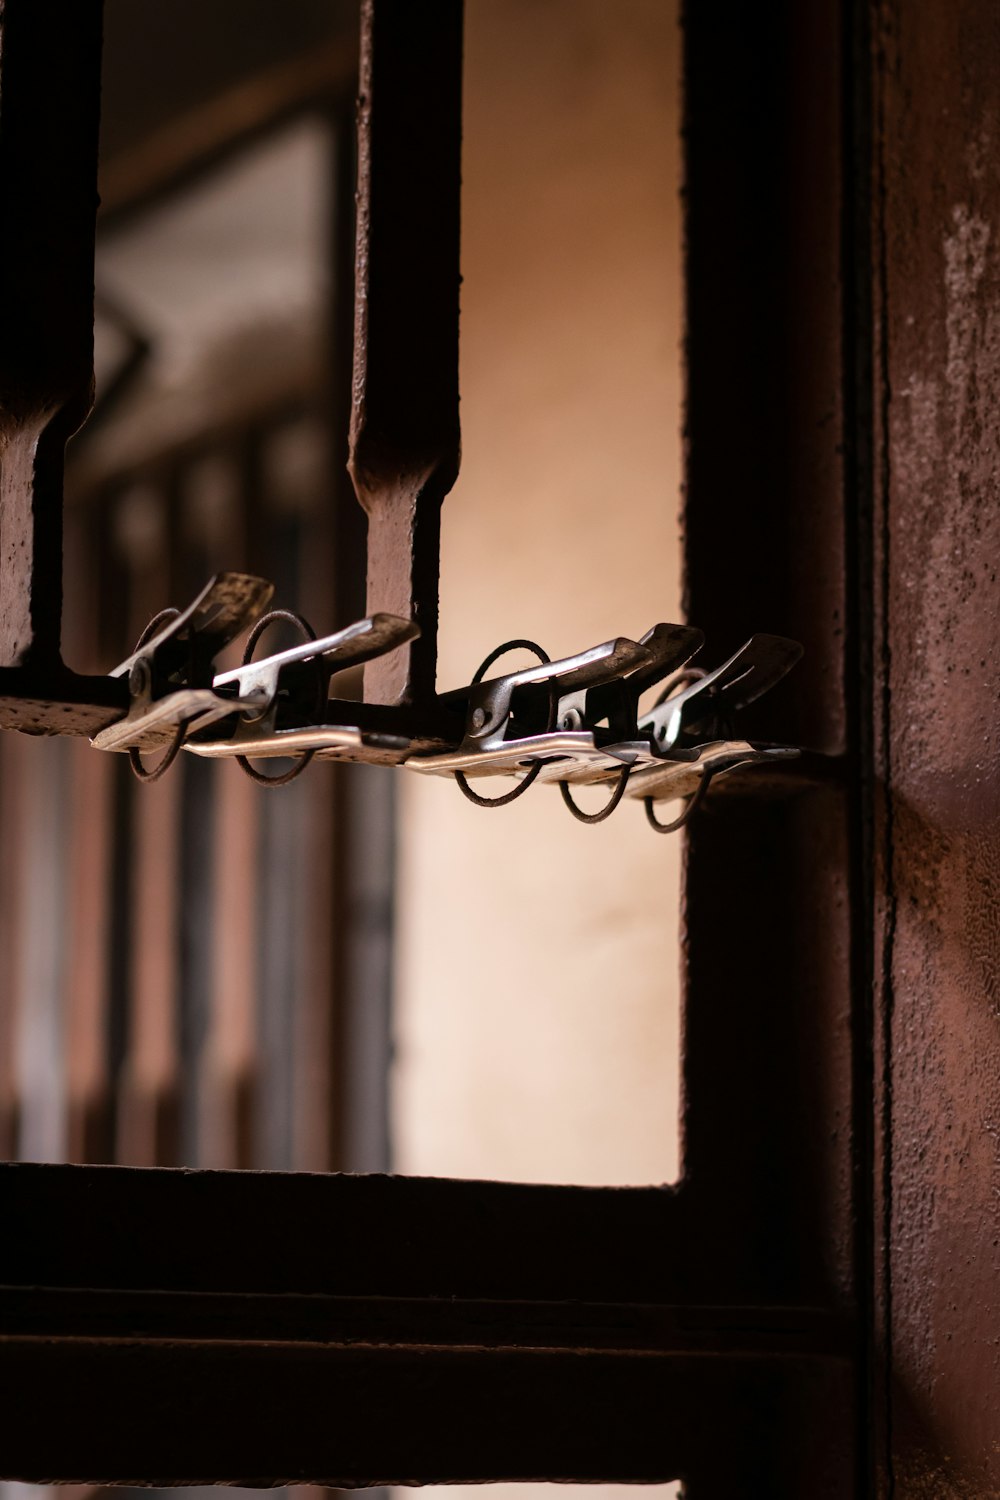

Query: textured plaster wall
left=391, top=0, right=684, bottom=1188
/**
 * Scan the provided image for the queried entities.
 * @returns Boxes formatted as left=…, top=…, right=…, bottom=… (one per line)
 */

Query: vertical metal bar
left=681, top=0, right=857, bottom=1492
left=118, top=759, right=181, bottom=1166
left=204, top=737, right=257, bottom=1169
left=114, top=484, right=181, bottom=1167
left=64, top=511, right=115, bottom=1162
left=14, top=734, right=71, bottom=1162
left=333, top=767, right=395, bottom=1172
left=349, top=0, right=463, bottom=707
left=0, top=0, right=103, bottom=670
left=203, top=444, right=259, bottom=1172
left=0, top=737, right=24, bottom=1157
left=327, top=97, right=395, bottom=1176
left=872, top=2, right=1000, bottom=1489
left=65, top=747, right=115, bottom=1163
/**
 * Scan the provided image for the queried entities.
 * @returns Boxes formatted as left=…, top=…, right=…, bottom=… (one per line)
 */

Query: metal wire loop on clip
left=128, top=607, right=187, bottom=784
left=652, top=664, right=708, bottom=706
left=454, top=639, right=556, bottom=809
left=652, top=664, right=734, bottom=743
left=643, top=767, right=714, bottom=835
left=559, top=763, right=631, bottom=825
left=236, top=608, right=320, bottom=788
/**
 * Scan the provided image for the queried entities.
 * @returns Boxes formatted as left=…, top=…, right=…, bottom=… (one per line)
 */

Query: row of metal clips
left=406, top=629, right=802, bottom=830
left=91, top=573, right=802, bottom=832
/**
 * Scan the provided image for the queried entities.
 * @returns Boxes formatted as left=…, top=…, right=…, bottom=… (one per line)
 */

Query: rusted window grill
left=0, top=1, right=869, bottom=1493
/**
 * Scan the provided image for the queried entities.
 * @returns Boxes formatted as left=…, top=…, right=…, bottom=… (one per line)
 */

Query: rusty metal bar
left=348, top=0, right=463, bottom=707
left=0, top=0, right=125, bottom=733
left=681, top=0, right=860, bottom=1493
left=0, top=1336, right=852, bottom=1487
left=872, top=3, right=1000, bottom=1490
left=0, top=0, right=98, bottom=668
left=0, top=1161, right=853, bottom=1486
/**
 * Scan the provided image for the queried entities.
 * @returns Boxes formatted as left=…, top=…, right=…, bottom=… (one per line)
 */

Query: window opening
left=0, top=8, right=827, bottom=1488
left=392, top=0, right=688, bottom=1186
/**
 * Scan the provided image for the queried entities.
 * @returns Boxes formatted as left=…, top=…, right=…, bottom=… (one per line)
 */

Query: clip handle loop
left=559, top=763, right=631, bottom=825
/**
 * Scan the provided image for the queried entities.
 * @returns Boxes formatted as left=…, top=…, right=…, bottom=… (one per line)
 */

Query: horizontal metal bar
left=0, top=1161, right=683, bottom=1302
left=0, top=1160, right=852, bottom=1313
left=0, top=1165, right=855, bottom=1485
left=0, top=1337, right=852, bottom=1486
left=0, top=1285, right=850, bottom=1360
left=0, top=669, right=128, bottom=736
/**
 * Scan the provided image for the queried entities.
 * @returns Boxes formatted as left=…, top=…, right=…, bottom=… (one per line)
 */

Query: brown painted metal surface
left=0, top=0, right=98, bottom=667
left=0, top=1337, right=846, bottom=1488
left=0, top=0, right=860, bottom=1490
left=8, top=0, right=1000, bottom=1489
left=682, top=0, right=860, bottom=1492
left=0, top=0, right=125, bottom=732
left=873, top=0, right=1000, bottom=1492
left=0, top=1161, right=851, bottom=1487
left=348, top=0, right=462, bottom=707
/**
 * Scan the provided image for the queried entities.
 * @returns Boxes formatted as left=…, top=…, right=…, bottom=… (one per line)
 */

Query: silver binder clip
left=91, top=572, right=275, bottom=780
left=184, top=612, right=420, bottom=784
left=632, top=740, right=794, bottom=799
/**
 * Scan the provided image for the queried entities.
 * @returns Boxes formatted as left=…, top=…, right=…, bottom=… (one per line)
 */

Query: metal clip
left=406, top=627, right=802, bottom=832
left=627, top=738, right=798, bottom=800
left=407, top=635, right=637, bottom=788
left=184, top=612, right=420, bottom=780
left=91, top=572, right=275, bottom=778
left=96, top=583, right=803, bottom=827
left=639, top=634, right=803, bottom=752
left=621, top=635, right=803, bottom=831
left=405, top=624, right=703, bottom=811
left=412, top=627, right=697, bottom=772
left=626, top=739, right=800, bottom=835
left=551, top=622, right=704, bottom=741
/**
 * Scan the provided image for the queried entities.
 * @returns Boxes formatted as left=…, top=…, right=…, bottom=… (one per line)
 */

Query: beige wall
left=392, top=0, right=684, bottom=1191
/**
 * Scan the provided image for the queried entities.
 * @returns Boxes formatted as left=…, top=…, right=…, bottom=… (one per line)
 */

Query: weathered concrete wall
left=876, top=0, right=1000, bottom=1490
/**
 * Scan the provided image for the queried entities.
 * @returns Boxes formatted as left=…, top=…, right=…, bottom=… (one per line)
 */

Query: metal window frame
left=0, top=0, right=876, bottom=1492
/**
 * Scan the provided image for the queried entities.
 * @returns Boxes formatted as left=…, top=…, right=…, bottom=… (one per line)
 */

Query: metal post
left=348, top=0, right=463, bottom=708
left=0, top=0, right=125, bottom=733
